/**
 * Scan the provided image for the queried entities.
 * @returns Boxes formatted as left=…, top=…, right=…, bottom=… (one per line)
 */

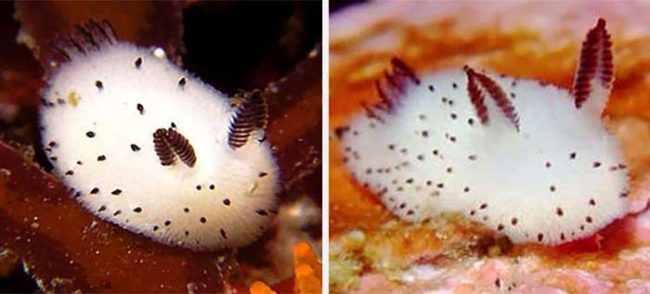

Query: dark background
left=0, top=1, right=321, bottom=292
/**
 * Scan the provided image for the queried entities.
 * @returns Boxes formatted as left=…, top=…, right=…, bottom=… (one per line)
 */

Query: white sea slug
left=339, top=19, right=630, bottom=245
left=39, top=21, right=279, bottom=251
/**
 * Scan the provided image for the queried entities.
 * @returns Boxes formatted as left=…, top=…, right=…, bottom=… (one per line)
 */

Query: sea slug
left=39, top=21, right=280, bottom=251
left=339, top=19, right=628, bottom=245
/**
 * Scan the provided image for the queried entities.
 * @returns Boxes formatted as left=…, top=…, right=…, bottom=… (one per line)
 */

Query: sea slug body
left=339, top=19, right=629, bottom=245
left=40, top=21, right=280, bottom=251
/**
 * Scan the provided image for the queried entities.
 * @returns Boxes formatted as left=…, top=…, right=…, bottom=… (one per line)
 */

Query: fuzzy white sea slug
left=339, top=19, right=630, bottom=245
left=39, top=21, right=279, bottom=251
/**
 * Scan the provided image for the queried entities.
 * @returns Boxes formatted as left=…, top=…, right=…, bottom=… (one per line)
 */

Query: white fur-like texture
left=341, top=69, right=629, bottom=245
left=40, top=42, right=279, bottom=251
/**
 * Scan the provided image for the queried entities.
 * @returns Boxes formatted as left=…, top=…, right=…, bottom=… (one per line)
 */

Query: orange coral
left=250, top=241, right=322, bottom=294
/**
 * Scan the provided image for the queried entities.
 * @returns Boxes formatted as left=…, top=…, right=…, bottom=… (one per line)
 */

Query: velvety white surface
left=41, top=42, right=279, bottom=251
left=342, top=69, right=628, bottom=245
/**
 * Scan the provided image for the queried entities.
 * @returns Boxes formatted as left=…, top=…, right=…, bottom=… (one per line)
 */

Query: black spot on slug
left=428, top=85, right=434, bottom=92
left=589, top=198, right=596, bottom=206
left=65, top=170, right=74, bottom=176
left=137, top=103, right=144, bottom=115
left=97, top=155, right=106, bottom=161
left=113, top=210, right=121, bottom=216
left=184, top=207, right=190, bottom=213
left=133, top=207, right=142, bottom=213
left=480, top=203, right=488, bottom=209
left=153, top=225, right=159, bottom=231
left=111, top=189, right=122, bottom=195
left=164, top=220, right=171, bottom=226
left=258, top=172, right=268, bottom=178
left=570, top=152, right=576, bottom=159
left=537, top=233, right=544, bottom=242
left=209, top=184, right=215, bottom=190
left=452, top=82, right=458, bottom=88
left=90, top=187, right=99, bottom=194
left=585, top=216, right=593, bottom=223
left=556, top=207, right=564, bottom=216
left=134, top=57, right=142, bottom=68
left=95, top=80, right=103, bottom=90
left=178, top=77, right=187, bottom=87
left=196, top=185, right=201, bottom=191
left=98, top=205, right=106, bottom=212
left=130, top=144, right=140, bottom=152
left=86, top=131, right=95, bottom=138
left=593, top=161, right=601, bottom=168
left=256, top=209, right=268, bottom=216
left=223, top=199, right=231, bottom=206
left=511, top=218, right=518, bottom=225
left=220, top=229, right=227, bottom=239
left=200, top=217, right=207, bottom=224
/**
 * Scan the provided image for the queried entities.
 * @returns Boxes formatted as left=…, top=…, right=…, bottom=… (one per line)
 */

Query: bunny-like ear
left=55, top=20, right=117, bottom=60
left=573, top=18, right=613, bottom=114
left=152, top=128, right=197, bottom=168
left=464, top=65, right=520, bottom=131
left=374, top=57, right=421, bottom=112
left=228, top=90, right=268, bottom=149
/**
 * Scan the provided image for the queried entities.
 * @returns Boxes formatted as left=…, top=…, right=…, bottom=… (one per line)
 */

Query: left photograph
left=0, top=2, right=321, bottom=293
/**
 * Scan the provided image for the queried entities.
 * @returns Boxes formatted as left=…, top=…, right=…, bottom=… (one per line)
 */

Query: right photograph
left=330, top=2, right=650, bottom=292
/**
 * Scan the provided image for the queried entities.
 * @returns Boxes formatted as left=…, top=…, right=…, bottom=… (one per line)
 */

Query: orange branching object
left=249, top=241, right=322, bottom=294
left=249, top=281, right=277, bottom=294
left=293, top=241, right=322, bottom=294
